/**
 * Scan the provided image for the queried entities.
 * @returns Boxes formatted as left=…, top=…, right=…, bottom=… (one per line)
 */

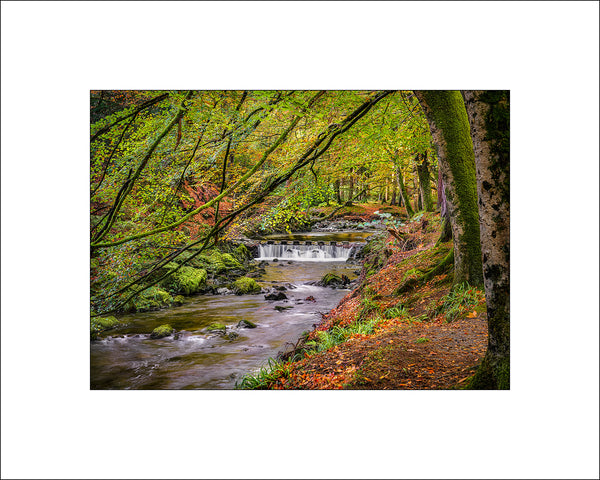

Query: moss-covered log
left=414, top=90, right=483, bottom=287
left=463, top=90, right=510, bottom=389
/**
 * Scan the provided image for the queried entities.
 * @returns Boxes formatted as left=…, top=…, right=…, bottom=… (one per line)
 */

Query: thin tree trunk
left=415, top=90, right=483, bottom=287
left=463, top=90, right=510, bottom=389
left=416, top=152, right=434, bottom=211
left=334, top=179, right=342, bottom=203
left=396, top=167, right=414, bottom=217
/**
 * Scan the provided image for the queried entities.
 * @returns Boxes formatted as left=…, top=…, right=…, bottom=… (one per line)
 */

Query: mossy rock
left=233, top=244, right=252, bottom=262
left=319, top=273, right=343, bottom=287
left=237, top=319, right=257, bottom=329
left=90, top=315, right=121, bottom=340
left=122, top=286, right=173, bottom=313
left=161, top=265, right=207, bottom=295
left=206, top=322, right=227, bottom=333
left=150, top=324, right=174, bottom=339
left=232, top=277, right=261, bottom=295
left=173, top=295, right=185, bottom=306
left=199, top=250, right=243, bottom=274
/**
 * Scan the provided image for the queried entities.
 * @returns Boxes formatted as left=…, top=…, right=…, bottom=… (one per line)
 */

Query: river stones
left=217, top=287, right=232, bottom=295
left=237, top=319, right=257, bottom=329
left=150, top=324, right=174, bottom=339
left=273, top=285, right=287, bottom=291
left=264, top=292, right=287, bottom=301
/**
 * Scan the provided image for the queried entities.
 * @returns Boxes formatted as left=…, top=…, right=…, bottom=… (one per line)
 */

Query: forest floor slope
left=239, top=210, right=488, bottom=389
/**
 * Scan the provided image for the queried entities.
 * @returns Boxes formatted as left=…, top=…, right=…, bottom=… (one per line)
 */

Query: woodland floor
left=254, top=209, right=488, bottom=390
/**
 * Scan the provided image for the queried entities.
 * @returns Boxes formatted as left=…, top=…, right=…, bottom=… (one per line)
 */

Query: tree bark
left=396, top=167, right=414, bottom=217
left=415, top=90, right=483, bottom=287
left=463, top=90, right=510, bottom=389
left=416, top=153, right=434, bottom=211
left=334, top=179, right=342, bottom=204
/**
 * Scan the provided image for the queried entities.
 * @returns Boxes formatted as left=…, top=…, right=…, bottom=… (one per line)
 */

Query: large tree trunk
left=416, top=152, right=434, bottom=212
left=396, top=167, right=415, bottom=217
left=463, top=90, right=510, bottom=389
left=415, top=90, right=483, bottom=287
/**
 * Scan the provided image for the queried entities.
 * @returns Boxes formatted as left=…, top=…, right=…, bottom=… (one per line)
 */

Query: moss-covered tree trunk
left=416, top=153, right=434, bottom=212
left=396, top=167, right=414, bottom=217
left=415, top=90, right=483, bottom=287
left=463, top=90, right=510, bottom=389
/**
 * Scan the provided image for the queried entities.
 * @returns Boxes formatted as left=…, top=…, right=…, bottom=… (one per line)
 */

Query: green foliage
left=434, top=282, right=485, bottom=322
left=384, top=305, right=408, bottom=319
left=236, top=358, right=293, bottom=389
left=232, top=277, right=262, bottom=295
left=306, top=316, right=385, bottom=353
left=415, top=337, right=430, bottom=344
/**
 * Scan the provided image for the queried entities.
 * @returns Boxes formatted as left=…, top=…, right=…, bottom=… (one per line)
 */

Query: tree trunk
left=415, top=90, right=483, bottom=287
left=347, top=174, right=354, bottom=203
left=436, top=169, right=452, bottom=244
left=396, top=167, right=414, bottom=217
left=463, top=90, right=510, bottom=389
left=334, top=179, right=342, bottom=204
left=416, top=153, right=434, bottom=211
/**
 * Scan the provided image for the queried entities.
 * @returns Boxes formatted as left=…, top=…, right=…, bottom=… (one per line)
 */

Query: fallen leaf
left=467, top=311, right=477, bottom=318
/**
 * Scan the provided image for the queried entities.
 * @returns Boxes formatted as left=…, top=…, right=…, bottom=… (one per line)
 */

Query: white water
left=257, top=243, right=352, bottom=261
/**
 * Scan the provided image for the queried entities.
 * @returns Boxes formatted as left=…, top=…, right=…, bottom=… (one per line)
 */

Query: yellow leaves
left=466, top=310, right=477, bottom=318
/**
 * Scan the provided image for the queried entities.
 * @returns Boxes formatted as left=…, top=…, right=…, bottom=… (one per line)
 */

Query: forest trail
left=241, top=209, right=488, bottom=389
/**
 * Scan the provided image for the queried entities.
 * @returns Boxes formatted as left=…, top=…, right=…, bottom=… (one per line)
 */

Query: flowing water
left=90, top=232, right=368, bottom=390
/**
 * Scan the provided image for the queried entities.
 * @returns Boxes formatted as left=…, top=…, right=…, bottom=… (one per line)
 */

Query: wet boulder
left=237, top=319, right=257, bottom=329
left=318, top=273, right=351, bottom=288
left=150, top=324, right=174, bottom=339
left=264, top=292, right=288, bottom=301
left=274, top=305, right=293, bottom=312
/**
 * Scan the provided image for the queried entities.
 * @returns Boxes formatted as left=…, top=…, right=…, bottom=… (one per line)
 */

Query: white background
left=1, top=1, right=598, bottom=479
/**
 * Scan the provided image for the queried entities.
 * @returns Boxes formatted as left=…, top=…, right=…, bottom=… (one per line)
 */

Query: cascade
left=256, top=242, right=355, bottom=261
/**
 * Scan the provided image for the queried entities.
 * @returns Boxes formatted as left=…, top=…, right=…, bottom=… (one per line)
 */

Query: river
left=90, top=231, right=374, bottom=389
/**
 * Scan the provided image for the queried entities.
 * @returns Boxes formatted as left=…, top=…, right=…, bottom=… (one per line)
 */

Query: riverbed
left=91, top=257, right=365, bottom=389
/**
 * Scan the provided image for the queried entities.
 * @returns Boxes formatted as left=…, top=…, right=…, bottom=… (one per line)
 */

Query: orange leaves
left=466, top=310, right=477, bottom=318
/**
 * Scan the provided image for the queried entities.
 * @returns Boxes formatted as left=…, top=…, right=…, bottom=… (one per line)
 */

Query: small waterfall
left=257, top=243, right=353, bottom=262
